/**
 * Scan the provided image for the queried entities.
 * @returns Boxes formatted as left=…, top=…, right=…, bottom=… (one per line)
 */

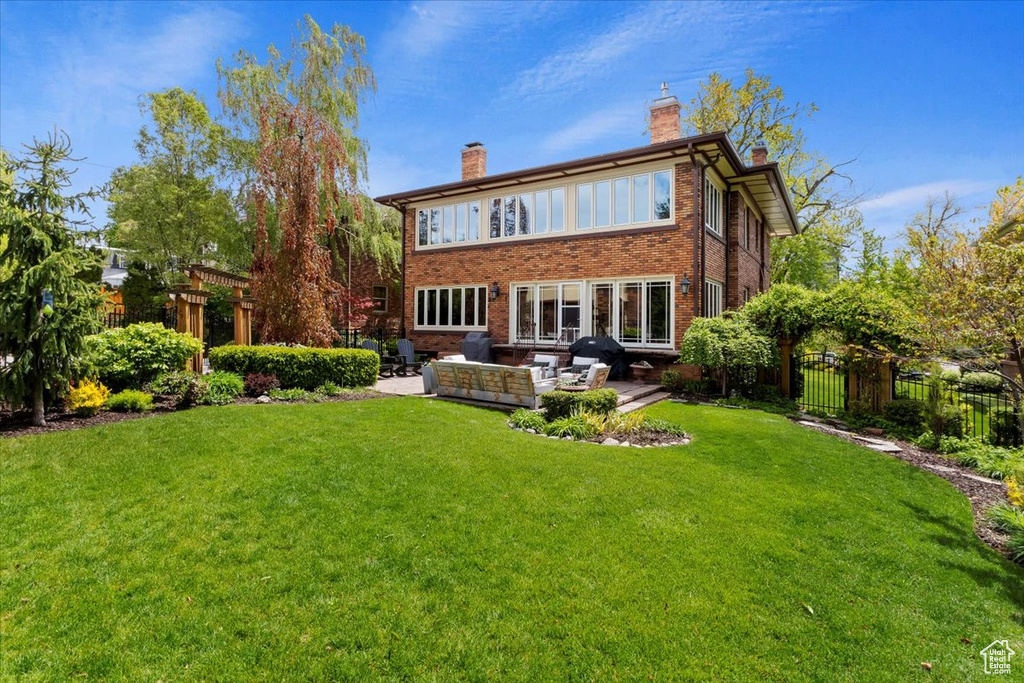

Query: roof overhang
left=374, top=131, right=799, bottom=236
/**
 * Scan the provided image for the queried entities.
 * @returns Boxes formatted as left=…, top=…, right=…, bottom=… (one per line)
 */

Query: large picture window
left=485, top=187, right=565, bottom=241
left=577, top=169, right=672, bottom=231
left=512, top=278, right=673, bottom=348
left=417, top=202, right=482, bottom=247
left=415, top=286, right=488, bottom=330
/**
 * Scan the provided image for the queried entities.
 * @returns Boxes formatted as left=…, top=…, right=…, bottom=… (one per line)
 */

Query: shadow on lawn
left=904, top=501, right=1024, bottom=622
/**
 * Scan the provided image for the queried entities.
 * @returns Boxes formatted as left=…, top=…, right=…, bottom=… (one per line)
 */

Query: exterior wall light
left=490, top=282, right=501, bottom=300
left=680, top=275, right=691, bottom=296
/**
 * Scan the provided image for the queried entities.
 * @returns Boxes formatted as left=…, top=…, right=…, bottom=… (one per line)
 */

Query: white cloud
left=540, top=104, right=639, bottom=154
left=857, top=179, right=994, bottom=211
left=12, top=5, right=248, bottom=133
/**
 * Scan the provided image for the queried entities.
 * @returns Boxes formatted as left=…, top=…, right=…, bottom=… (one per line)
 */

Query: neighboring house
left=375, top=86, right=798, bottom=362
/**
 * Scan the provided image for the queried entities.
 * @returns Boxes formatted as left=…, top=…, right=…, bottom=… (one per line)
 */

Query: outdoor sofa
left=431, top=359, right=558, bottom=408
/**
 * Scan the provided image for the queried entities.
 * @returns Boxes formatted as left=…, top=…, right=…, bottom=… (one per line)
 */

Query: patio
left=374, top=374, right=669, bottom=412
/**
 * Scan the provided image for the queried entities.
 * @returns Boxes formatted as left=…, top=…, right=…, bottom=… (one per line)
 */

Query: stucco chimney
left=751, top=141, right=769, bottom=166
left=650, top=82, right=680, bottom=144
left=462, top=142, right=486, bottom=180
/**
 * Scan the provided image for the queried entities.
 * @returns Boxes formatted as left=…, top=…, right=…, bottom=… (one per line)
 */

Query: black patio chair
left=360, top=339, right=396, bottom=378
left=396, top=339, right=425, bottom=376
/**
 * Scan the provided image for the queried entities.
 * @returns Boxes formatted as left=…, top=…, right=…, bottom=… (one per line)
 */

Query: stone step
left=617, top=391, right=672, bottom=413
left=615, top=384, right=662, bottom=406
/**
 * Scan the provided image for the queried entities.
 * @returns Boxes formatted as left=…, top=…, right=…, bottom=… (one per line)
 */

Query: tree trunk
left=31, top=372, right=45, bottom=427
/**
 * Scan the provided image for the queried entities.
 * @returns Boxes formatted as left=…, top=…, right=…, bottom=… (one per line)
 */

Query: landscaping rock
left=525, top=428, right=536, bottom=434
left=562, top=436, right=573, bottom=441
left=620, top=441, right=631, bottom=447
left=256, top=395, right=272, bottom=404
left=864, top=427, right=886, bottom=436
left=601, top=437, right=620, bottom=446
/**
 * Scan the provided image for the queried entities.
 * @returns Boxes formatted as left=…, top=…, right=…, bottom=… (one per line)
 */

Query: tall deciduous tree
left=218, top=15, right=400, bottom=273
left=106, top=88, right=247, bottom=275
left=681, top=69, right=860, bottom=289
left=251, top=100, right=362, bottom=346
left=0, top=133, right=106, bottom=425
left=904, top=183, right=1024, bottom=437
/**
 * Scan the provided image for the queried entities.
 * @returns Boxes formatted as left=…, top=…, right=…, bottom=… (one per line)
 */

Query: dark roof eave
left=374, top=131, right=799, bottom=235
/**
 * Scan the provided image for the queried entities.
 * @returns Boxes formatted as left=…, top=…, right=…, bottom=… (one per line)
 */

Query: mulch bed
left=791, top=416, right=1014, bottom=556
left=0, top=391, right=386, bottom=439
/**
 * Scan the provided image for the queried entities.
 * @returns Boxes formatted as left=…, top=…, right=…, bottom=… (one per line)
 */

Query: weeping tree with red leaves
left=250, top=99, right=366, bottom=346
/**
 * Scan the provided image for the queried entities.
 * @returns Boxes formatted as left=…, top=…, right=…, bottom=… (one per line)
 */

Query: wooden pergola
left=170, top=264, right=255, bottom=372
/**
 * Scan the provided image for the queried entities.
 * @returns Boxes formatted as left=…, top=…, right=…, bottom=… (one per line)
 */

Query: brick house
left=375, top=87, right=798, bottom=364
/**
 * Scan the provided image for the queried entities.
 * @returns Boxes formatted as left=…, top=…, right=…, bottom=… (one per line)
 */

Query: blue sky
left=1, top=0, right=1022, bottom=249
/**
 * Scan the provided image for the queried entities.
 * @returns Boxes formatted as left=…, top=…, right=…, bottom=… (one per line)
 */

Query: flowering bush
left=67, top=379, right=110, bottom=416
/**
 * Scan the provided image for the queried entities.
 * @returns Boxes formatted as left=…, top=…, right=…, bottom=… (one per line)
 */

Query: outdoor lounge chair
left=557, top=363, right=611, bottom=391
left=558, top=356, right=599, bottom=378
left=396, top=339, right=425, bottom=375
left=523, top=353, right=560, bottom=379
left=360, top=339, right=396, bottom=378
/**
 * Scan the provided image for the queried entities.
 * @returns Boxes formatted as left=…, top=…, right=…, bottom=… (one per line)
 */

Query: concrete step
left=615, top=383, right=662, bottom=406
left=617, top=391, right=672, bottom=413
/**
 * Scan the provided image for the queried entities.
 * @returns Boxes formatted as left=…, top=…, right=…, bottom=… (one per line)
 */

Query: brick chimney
left=462, top=142, right=486, bottom=180
left=650, top=82, right=680, bottom=144
left=751, top=141, right=768, bottom=166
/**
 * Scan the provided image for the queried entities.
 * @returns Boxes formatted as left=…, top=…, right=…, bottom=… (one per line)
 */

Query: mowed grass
left=1, top=399, right=1022, bottom=681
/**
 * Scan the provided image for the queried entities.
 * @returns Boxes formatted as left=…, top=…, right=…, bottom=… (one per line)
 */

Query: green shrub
left=960, top=371, right=1004, bottom=391
left=939, top=368, right=962, bottom=383
left=543, top=415, right=597, bottom=440
left=540, top=388, right=619, bottom=420
left=106, top=389, right=154, bottom=413
left=149, top=371, right=209, bottom=407
left=268, top=388, right=318, bottom=402
left=714, top=396, right=799, bottom=416
left=661, top=370, right=685, bottom=392
left=86, top=323, right=202, bottom=389
left=316, top=381, right=343, bottom=396
left=991, top=409, right=1023, bottom=448
left=951, top=444, right=1024, bottom=481
left=881, top=398, right=926, bottom=431
left=204, top=371, right=244, bottom=405
left=209, top=346, right=379, bottom=390
left=509, top=408, right=546, bottom=432
left=987, top=503, right=1024, bottom=534
left=642, top=415, right=687, bottom=436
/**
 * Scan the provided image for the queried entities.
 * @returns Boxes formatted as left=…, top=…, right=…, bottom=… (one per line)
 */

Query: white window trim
left=416, top=201, right=483, bottom=248
left=576, top=169, right=673, bottom=233
left=704, top=279, right=723, bottom=318
left=509, top=276, right=675, bottom=349
left=704, top=172, right=724, bottom=237
left=414, top=285, right=489, bottom=332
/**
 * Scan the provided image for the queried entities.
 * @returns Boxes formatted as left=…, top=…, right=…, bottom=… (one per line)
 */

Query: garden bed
left=0, top=390, right=385, bottom=439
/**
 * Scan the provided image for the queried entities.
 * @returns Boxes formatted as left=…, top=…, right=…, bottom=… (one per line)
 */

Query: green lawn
left=2, top=399, right=1022, bottom=681
left=799, top=366, right=846, bottom=412
left=896, top=379, right=1006, bottom=439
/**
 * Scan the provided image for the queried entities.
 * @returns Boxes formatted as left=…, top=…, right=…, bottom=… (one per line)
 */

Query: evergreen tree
left=0, top=133, right=106, bottom=425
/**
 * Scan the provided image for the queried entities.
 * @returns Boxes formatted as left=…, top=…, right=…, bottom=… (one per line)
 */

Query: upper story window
left=577, top=170, right=672, bottom=231
left=417, top=201, right=481, bottom=247
left=704, top=175, right=723, bottom=237
left=488, top=187, right=565, bottom=240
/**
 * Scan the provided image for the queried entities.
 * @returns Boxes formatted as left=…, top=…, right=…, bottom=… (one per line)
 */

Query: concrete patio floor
left=373, top=374, right=670, bottom=411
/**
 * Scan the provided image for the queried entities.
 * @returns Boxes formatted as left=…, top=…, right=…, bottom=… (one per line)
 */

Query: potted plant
left=629, top=360, right=657, bottom=383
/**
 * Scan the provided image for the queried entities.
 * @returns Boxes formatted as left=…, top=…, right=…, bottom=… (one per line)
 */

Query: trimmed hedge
left=209, top=346, right=379, bottom=390
left=540, top=388, right=619, bottom=420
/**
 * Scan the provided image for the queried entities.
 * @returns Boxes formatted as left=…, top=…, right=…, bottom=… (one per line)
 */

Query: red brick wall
left=334, top=247, right=401, bottom=329
left=401, top=161, right=772, bottom=354
left=726, top=193, right=769, bottom=308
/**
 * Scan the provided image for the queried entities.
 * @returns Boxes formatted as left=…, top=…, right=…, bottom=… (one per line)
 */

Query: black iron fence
left=895, top=372, right=1016, bottom=441
left=791, top=351, right=848, bottom=413
left=103, top=305, right=176, bottom=330
left=337, top=326, right=403, bottom=354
